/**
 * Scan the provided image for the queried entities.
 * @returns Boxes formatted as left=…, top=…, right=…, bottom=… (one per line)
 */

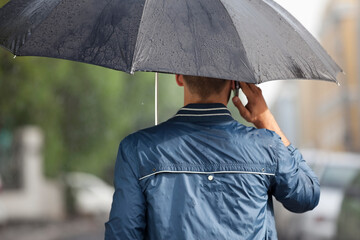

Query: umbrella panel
left=0, top=0, right=342, bottom=83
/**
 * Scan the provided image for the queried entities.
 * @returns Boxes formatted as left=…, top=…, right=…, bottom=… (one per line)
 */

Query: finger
left=239, top=82, right=253, bottom=97
left=249, top=84, right=263, bottom=98
left=231, top=80, right=235, bottom=90
left=248, top=83, right=260, bottom=92
left=232, top=96, right=251, bottom=121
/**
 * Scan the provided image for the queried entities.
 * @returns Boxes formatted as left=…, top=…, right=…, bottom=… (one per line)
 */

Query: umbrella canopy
left=0, top=0, right=342, bottom=84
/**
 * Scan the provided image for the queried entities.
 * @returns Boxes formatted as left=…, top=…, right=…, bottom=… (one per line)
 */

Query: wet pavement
left=0, top=216, right=105, bottom=240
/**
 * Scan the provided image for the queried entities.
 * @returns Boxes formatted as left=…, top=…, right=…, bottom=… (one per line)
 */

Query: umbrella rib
left=130, top=0, right=149, bottom=74
left=183, top=0, right=201, bottom=76
left=217, top=0, right=258, bottom=84
left=262, top=0, right=342, bottom=78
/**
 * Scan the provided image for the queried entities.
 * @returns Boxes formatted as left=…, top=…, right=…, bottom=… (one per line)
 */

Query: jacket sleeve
left=271, top=143, right=320, bottom=213
left=105, top=140, right=146, bottom=240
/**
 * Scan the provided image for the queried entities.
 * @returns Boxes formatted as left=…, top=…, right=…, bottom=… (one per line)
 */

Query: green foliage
left=0, top=0, right=9, bottom=8
left=0, top=49, right=182, bottom=179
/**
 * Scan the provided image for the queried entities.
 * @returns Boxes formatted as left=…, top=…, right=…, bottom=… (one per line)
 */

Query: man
left=105, top=75, right=320, bottom=239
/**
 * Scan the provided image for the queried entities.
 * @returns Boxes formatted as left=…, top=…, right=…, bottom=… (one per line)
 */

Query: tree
left=0, top=48, right=182, bottom=179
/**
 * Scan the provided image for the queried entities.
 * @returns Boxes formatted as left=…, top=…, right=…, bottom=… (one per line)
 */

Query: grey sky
left=260, top=0, right=330, bottom=107
left=274, top=0, right=330, bottom=38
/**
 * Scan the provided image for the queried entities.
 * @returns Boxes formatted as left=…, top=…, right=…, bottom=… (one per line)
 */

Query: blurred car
left=335, top=171, right=360, bottom=240
left=275, top=149, right=360, bottom=240
left=64, top=172, right=114, bottom=217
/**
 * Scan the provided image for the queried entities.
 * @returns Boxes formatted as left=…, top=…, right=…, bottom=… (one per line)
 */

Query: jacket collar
left=171, top=103, right=234, bottom=123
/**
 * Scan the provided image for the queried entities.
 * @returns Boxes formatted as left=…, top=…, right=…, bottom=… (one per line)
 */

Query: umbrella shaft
left=155, top=73, right=158, bottom=126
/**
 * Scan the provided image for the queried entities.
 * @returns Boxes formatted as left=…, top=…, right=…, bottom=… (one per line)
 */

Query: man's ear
left=231, top=80, right=235, bottom=90
left=176, top=74, right=184, bottom=87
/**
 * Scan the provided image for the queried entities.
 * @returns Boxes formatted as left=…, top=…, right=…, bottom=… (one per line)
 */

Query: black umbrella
left=0, top=0, right=342, bottom=84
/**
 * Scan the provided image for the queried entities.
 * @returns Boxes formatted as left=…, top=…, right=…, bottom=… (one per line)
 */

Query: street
left=0, top=216, right=105, bottom=240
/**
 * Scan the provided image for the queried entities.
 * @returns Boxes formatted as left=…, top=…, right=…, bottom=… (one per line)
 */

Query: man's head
left=176, top=74, right=232, bottom=105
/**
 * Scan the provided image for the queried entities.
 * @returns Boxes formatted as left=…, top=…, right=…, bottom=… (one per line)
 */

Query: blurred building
left=296, top=0, right=360, bottom=152
left=0, top=127, right=64, bottom=223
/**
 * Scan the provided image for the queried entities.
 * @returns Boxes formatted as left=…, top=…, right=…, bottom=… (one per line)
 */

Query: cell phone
left=233, top=81, right=240, bottom=97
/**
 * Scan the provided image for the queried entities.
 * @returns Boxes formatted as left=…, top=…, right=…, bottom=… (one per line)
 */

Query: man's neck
left=184, top=95, right=229, bottom=106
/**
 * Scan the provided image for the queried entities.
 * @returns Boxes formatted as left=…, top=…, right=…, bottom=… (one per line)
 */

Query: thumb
left=232, top=96, right=250, bottom=121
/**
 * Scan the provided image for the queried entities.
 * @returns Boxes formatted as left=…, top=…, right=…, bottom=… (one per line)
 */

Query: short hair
left=182, top=75, right=228, bottom=99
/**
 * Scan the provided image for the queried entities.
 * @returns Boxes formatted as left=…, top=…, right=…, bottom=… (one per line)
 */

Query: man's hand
left=232, top=82, right=290, bottom=147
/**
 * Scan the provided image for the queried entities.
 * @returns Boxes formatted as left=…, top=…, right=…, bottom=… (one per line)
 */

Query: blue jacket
left=105, top=103, right=320, bottom=240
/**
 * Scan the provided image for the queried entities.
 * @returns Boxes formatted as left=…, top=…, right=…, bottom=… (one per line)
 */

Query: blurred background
left=0, top=0, right=359, bottom=239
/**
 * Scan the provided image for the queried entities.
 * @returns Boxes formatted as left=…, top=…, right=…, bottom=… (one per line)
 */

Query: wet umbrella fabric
left=0, top=0, right=341, bottom=83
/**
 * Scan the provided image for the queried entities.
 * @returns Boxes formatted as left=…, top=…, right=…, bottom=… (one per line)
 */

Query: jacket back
left=105, top=104, right=320, bottom=240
